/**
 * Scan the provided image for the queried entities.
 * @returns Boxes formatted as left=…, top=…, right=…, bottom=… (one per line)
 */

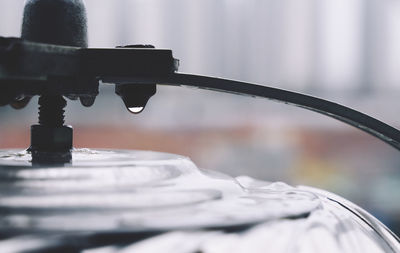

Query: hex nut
left=30, top=124, right=72, bottom=152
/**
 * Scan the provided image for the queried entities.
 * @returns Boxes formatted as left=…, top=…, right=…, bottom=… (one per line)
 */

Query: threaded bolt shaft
left=38, top=95, right=66, bottom=127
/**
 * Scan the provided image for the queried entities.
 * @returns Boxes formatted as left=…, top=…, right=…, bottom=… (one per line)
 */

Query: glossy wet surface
left=0, top=149, right=399, bottom=252
left=0, top=149, right=320, bottom=233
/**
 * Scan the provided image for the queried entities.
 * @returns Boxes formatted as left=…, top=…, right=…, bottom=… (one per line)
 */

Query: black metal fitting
left=22, top=0, right=87, bottom=47
left=115, top=84, right=156, bottom=114
left=22, top=0, right=88, bottom=163
left=0, top=0, right=177, bottom=163
left=29, top=96, right=72, bottom=163
left=30, top=125, right=72, bottom=152
left=38, top=95, right=66, bottom=127
left=114, top=44, right=157, bottom=114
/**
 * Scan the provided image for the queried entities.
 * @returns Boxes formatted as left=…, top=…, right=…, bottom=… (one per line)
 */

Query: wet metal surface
left=0, top=149, right=319, bottom=233
left=0, top=149, right=398, bottom=252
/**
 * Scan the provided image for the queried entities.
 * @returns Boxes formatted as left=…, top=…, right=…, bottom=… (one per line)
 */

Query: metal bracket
left=0, top=37, right=400, bottom=152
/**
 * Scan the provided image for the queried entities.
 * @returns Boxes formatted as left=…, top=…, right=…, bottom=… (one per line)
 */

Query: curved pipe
left=152, top=73, right=400, bottom=151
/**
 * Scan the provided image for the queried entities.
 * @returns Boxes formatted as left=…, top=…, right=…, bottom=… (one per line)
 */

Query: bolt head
left=30, top=124, right=72, bottom=152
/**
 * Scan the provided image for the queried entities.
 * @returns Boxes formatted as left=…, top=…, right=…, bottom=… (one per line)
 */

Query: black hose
left=154, top=73, right=400, bottom=151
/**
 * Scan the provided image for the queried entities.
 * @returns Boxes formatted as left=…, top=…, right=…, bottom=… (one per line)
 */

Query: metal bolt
left=38, top=95, right=66, bottom=127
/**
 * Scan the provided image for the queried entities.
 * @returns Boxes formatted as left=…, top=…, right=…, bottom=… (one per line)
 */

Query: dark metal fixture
left=1, top=38, right=400, bottom=160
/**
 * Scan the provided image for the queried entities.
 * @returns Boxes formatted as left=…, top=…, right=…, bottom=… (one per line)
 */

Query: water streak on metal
left=0, top=149, right=319, bottom=233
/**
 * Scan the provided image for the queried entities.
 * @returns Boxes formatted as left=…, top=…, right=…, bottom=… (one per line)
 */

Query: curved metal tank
left=0, top=149, right=398, bottom=252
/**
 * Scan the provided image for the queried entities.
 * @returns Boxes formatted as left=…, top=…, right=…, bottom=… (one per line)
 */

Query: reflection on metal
left=127, top=107, right=145, bottom=114
left=0, top=149, right=398, bottom=252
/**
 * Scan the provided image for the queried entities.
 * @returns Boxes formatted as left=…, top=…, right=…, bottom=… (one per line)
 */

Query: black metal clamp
left=2, top=37, right=400, bottom=155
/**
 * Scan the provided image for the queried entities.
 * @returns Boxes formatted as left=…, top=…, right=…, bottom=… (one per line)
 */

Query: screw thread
left=38, top=95, right=66, bottom=127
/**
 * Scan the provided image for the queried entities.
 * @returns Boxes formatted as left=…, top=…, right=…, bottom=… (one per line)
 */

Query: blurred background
left=1, top=0, right=400, bottom=234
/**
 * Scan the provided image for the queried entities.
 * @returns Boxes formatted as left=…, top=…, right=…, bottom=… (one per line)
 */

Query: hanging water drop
left=128, top=106, right=144, bottom=114
left=116, top=84, right=156, bottom=116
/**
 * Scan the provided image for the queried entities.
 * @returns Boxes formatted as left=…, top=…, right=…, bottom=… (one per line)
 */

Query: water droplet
left=79, top=96, right=96, bottom=107
left=128, top=107, right=144, bottom=114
